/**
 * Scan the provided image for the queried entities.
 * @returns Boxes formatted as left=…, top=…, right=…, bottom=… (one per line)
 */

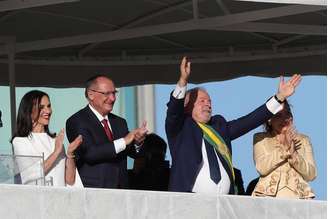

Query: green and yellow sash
left=197, top=122, right=237, bottom=194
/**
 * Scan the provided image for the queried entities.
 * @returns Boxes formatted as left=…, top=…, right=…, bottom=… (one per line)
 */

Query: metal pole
left=136, top=85, right=155, bottom=133
left=192, top=0, right=199, bottom=19
left=6, top=40, right=16, bottom=138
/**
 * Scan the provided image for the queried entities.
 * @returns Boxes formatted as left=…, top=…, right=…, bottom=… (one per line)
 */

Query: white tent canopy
left=0, top=0, right=325, bottom=88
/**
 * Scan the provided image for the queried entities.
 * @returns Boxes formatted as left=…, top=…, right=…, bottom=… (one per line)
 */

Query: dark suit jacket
left=234, top=168, right=245, bottom=195
left=165, top=94, right=274, bottom=193
left=66, top=106, right=137, bottom=189
left=128, top=160, right=170, bottom=191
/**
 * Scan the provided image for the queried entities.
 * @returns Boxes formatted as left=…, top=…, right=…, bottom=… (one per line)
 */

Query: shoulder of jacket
left=109, top=113, right=126, bottom=122
left=254, top=132, right=268, bottom=137
left=211, top=114, right=226, bottom=123
left=298, top=133, right=309, bottom=139
left=67, top=107, right=87, bottom=120
left=297, top=133, right=311, bottom=144
left=253, top=132, right=270, bottom=142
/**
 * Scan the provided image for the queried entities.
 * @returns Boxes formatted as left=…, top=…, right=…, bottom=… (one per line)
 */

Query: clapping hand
left=276, top=74, right=302, bottom=101
left=124, top=121, right=148, bottom=145
left=134, top=121, right=148, bottom=145
left=54, top=129, right=65, bottom=156
left=67, top=135, right=83, bottom=158
left=285, top=124, right=301, bottom=154
left=124, top=130, right=137, bottom=145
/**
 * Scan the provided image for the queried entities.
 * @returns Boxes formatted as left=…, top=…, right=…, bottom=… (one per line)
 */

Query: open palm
left=278, top=75, right=302, bottom=99
left=180, top=57, right=191, bottom=81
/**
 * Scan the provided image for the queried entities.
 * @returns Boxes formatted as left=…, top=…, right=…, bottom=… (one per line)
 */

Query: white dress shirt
left=88, top=104, right=126, bottom=154
left=173, top=84, right=282, bottom=194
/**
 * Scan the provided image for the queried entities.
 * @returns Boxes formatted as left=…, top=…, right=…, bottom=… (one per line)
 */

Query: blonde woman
left=252, top=101, right=316, bottom=199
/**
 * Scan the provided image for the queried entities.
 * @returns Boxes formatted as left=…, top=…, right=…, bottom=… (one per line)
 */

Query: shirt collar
left=88, top=104, right=108, bottom=122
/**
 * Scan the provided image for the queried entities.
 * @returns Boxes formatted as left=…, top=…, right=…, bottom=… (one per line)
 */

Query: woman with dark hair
left=252, top=100, right=317, bottom=199
left=12, top=90, right=83, bottom=187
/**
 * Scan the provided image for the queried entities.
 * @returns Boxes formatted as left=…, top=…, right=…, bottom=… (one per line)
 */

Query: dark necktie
left=205, top=143, right=221, bottom=184
left=102, top=119, right=113, bottom=141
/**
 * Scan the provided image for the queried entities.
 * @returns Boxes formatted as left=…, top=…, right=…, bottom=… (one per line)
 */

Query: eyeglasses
left=89, top=89, right=118, bottom=97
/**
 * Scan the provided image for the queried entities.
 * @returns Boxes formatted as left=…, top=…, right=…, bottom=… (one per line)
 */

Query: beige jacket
left=252, top=132, right=317, bottom=199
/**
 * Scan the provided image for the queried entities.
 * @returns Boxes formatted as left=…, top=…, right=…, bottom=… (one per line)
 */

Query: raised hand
left=276, top=74, right=302, bottom=101
left=54, top=129, right=65, bottom=155
left=178, top=56, right=191, bottom=87
left=67, top=135, right=83, bottom=158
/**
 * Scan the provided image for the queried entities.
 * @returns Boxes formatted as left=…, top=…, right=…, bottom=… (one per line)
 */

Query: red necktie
left=102, top=119, right=113, bottom=141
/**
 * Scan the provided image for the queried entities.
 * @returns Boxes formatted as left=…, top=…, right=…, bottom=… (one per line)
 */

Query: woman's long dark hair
left=11, top=90, right=55, bottom=142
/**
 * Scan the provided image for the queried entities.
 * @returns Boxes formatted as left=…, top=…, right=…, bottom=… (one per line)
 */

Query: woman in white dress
left=12, top=90, right=83, bottom=187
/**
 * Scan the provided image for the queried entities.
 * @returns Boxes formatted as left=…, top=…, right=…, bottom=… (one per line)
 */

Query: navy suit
left=165, top=94, right=274, bottom=193
left=66, top=106, right=137, bottom=189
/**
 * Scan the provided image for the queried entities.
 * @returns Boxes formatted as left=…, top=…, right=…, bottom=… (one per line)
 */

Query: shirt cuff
left=266, top=96, right=283, bottom=114
left=114, top=138, right=126, bottom=154
left=172, top=84, right=187, bottom=99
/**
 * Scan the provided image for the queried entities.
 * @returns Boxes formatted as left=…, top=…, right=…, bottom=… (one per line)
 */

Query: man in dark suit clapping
left=66, top=75, right=147, bottom=189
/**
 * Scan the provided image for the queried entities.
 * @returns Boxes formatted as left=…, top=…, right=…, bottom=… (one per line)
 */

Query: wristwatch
left=274, top=95, right=284, bottom=104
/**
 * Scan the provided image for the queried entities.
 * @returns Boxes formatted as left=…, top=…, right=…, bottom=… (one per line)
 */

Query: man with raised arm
left=165, top=57, right=301, bottom=194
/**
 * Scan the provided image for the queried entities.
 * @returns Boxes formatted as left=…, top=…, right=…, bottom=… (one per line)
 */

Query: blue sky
left=155, top=76, right=326, bottom=200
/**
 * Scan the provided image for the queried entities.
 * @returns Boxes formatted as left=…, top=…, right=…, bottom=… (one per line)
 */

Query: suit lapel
left=215, top=149, right=233, bottom=184
left=190, top=118, right=205, bottom=159
left=107, top=113, right=118, bottom=140
left=192, top=119, right=203, bottom=149
left=84, top=106, right=108, bottom=140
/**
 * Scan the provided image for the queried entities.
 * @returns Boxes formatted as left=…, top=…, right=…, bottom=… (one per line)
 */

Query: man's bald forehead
left=85, top=74, right=114, bottom=98
left=87, top=75, right=113, bottom=87
left=94, top=76, right=114, bottom=86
